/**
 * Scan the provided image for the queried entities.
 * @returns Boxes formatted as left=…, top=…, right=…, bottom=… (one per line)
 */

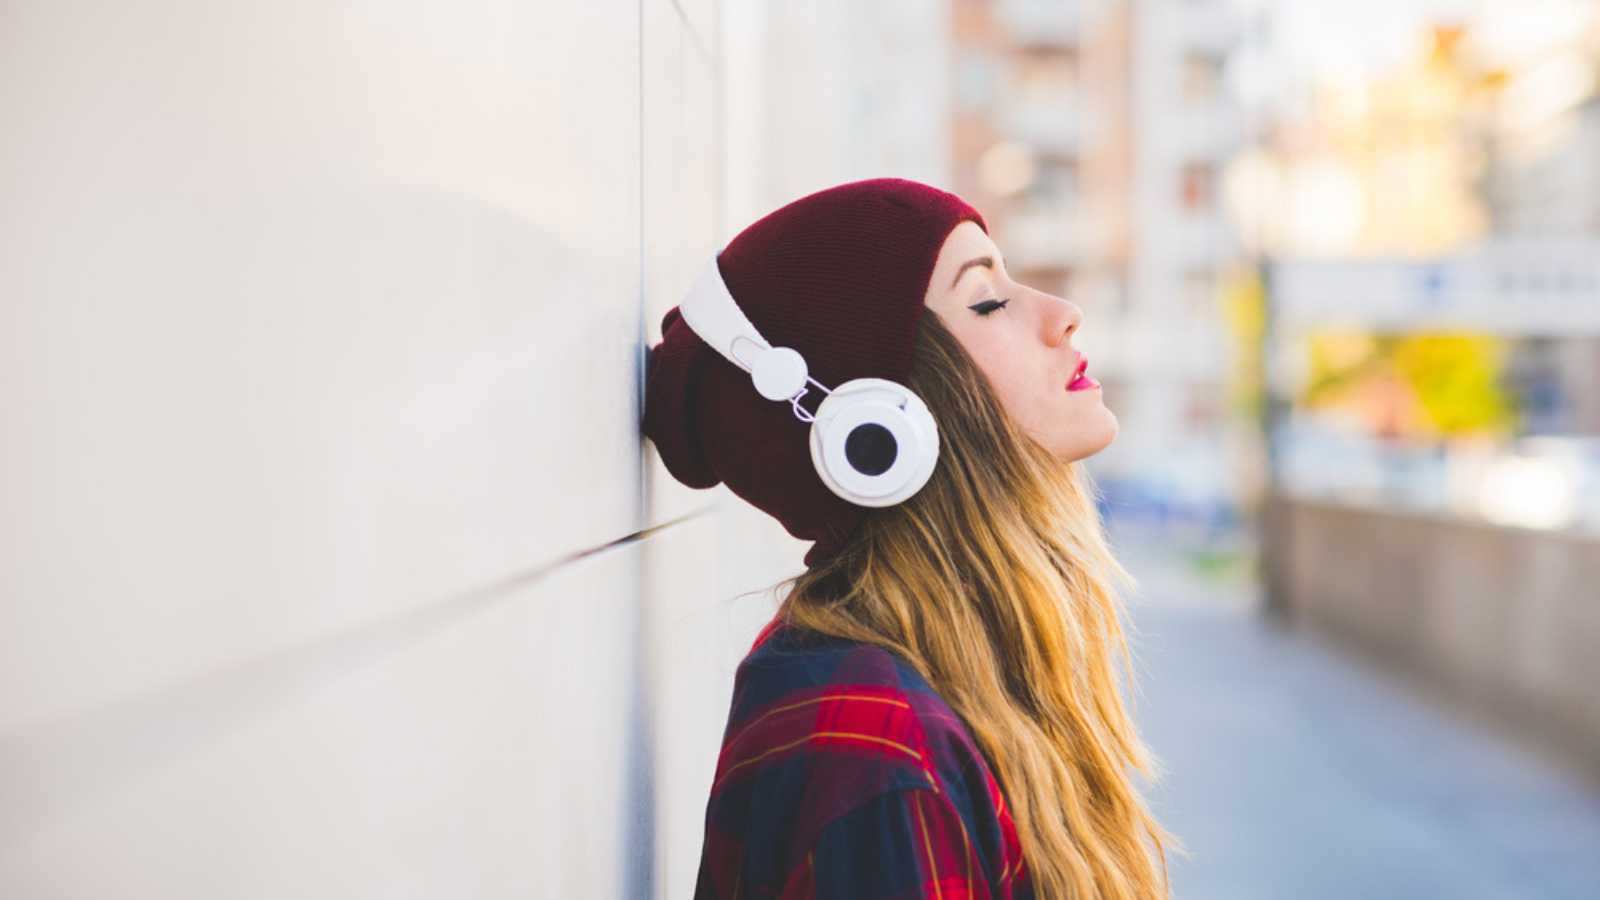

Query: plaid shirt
left=694, top=613, right=1034, bottom=899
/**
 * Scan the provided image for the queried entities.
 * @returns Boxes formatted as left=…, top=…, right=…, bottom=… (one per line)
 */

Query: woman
left=644, top=178, right=1178, bottom=899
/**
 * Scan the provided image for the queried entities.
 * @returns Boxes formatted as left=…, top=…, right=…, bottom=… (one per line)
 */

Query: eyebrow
left=950, top=255, right=1001, bottom=290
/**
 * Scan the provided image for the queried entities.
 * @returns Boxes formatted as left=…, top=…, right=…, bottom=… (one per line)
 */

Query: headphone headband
left=681, top=256, right=824, bottom=414
left=678, top=256, right=768, bottom=375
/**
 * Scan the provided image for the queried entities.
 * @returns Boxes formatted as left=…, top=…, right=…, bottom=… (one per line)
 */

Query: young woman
left=644, top=178, right=1178, bottom=899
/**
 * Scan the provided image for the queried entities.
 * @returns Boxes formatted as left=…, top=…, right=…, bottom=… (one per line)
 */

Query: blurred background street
left=4, top=0, right=1599, bottom=897
left=1116, top=522, right=1600, bottom=899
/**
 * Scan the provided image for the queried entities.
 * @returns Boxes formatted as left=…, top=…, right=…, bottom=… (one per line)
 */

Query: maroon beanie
left=642, top=177, right=989, bottom=568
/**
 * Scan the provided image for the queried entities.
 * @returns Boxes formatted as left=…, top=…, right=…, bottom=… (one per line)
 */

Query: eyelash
left=971, top=298, right=1010, bottom=316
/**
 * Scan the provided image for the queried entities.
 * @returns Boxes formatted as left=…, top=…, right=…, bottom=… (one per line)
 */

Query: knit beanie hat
left=642, top=177, right=989, bottom=568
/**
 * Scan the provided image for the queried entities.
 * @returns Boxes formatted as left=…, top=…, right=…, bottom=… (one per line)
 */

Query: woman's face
left=923, top=220, right=1117, bottom=462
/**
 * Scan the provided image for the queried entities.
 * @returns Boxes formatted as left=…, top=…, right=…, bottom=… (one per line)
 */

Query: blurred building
left=1472, top=3, right=1600, bottom=448
left=948, top=0, right=1100, bottom=303
left=1119, top=0, right=1248, bottom=532
left=1488, top=96, right=1600, bottom=233
left=1255, top=7, right=1600, bottom=518
left=1248, top=2, right=1600, bottom=770
left=1236, top=25, right=1497, bottom=259
left=949, top=0, right=1250, bottom=541
left=1480, top=6, right=1600, bottom=235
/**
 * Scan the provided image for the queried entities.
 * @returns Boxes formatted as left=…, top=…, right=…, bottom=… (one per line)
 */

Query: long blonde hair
left=770, top=308, right=1182, bottom=899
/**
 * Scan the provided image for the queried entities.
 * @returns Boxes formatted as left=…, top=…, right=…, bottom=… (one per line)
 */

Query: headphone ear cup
left=900, top=388, right=940, bottom=497
left=808, top=378, right=940, bottom=507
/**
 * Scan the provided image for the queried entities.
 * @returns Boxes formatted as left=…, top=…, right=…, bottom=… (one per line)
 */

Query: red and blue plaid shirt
left=694, top=613, right=1034, bottom=899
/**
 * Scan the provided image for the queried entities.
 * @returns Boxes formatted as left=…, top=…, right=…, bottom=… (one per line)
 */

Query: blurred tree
left=1302, top=332, right=1382, bottom=404
left=1221, top=263, right=1266, bottom=422
left=1300, top=331, right=1515, bottom=438
left=1391, top=333, right=1516, bottom=435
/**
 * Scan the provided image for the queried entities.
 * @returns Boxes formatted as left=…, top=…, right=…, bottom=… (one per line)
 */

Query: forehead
left=936, top=220, right=998, bottom=263
left=929, top=221, right=1001, bottom=295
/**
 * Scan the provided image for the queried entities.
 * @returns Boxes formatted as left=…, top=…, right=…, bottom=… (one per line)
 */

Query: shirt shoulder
left=777, top=785, right=985, bottom=898
left=715, top=621, right=943, bottom=802
left=695, top=620, right=1030, bottom=897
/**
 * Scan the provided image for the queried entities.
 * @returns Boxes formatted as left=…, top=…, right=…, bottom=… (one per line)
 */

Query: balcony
left=998, top=98, right=1091, bottom=151
left=996, top=0, right=1082, bottom=48
left=1269, top=239, right=1600, bottom=336
left=1002, top=207, right=1092, bottom=269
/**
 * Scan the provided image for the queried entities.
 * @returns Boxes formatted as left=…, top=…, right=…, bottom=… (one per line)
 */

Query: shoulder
left=778, top=784, right=988, bottom=898
left=716, top=622, right=943, bottom=795
left=728, top=620, right=1006, bottom=794
left=701, top=622, right=1026, bottom=892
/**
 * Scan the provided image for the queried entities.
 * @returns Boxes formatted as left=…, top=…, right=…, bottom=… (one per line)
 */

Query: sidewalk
left=1118, top=544, right=1600, bottom=900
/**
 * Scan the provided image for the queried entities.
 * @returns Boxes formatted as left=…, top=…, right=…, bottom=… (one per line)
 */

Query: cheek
left=966, top=333, right=1030, bottom=394
left=986, top=360, right=1042, bottom=422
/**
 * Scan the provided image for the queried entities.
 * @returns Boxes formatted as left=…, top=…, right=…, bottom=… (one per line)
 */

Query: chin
left=1060, top=409, right=1118, bottom=462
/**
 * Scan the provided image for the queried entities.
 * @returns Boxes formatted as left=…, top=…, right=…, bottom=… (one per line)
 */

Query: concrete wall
left=1, top=1, right=808, bottom=897
left=1264, top=494, right=1600, bottom=773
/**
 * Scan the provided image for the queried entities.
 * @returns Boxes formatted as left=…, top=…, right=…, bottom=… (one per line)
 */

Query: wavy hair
left=769, top=307, right=1182, bottom=899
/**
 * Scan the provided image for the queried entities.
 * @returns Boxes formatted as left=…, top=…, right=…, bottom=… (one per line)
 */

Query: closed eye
left=969, top=298, right=1010, bottom=316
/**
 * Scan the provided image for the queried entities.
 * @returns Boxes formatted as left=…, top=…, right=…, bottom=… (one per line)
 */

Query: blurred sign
left=1270, top=237, right=1600, bottom=335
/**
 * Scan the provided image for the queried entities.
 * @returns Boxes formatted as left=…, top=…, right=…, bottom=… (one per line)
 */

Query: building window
left=1180, top=162, right=1216, bottom=212
left=1181, top=51, right=1223, bottom=103
left=1030, top=155, right=1079, bottom=206
left=1009, top=49, right=1079, bottom=105
left=955, top=53, right=999, bottom=112
left=1184, top=382, right=1221, bottom=430
left=1182, top=267, right=1216, bottom=315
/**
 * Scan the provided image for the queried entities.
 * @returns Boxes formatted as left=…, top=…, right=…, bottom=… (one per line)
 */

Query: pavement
left=1117, top=541, right=1600, bottom=900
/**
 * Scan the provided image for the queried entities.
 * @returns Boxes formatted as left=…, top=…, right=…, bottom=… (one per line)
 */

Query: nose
left=1039, top=290, right=1082, bottom=347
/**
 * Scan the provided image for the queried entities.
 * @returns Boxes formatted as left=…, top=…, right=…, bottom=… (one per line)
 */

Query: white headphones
left=675, top=254, right=940, bottom=507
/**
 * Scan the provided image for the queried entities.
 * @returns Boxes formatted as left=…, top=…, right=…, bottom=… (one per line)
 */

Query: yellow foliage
left=1298, top=331, right=1516, bottom=437
left=1391, top=333, right=1515, bottom=435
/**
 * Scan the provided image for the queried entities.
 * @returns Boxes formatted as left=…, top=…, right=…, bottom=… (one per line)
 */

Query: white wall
left=719, top=0, right=952, bottom=233
left=1, top=1, right=801, bottom=897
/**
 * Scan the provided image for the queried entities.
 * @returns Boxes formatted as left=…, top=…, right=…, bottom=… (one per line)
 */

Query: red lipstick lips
left=1067, top=354, right=1099, bottom=392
